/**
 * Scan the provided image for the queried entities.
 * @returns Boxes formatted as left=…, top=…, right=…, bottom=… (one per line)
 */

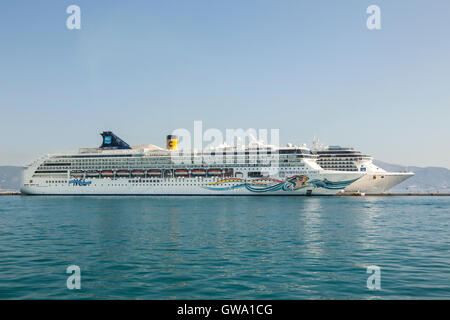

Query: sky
left=0, top=0, right=449, bottom=168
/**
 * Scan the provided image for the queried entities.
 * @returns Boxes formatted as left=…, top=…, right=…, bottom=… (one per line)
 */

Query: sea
left=0, top=195, right=449, bottom=299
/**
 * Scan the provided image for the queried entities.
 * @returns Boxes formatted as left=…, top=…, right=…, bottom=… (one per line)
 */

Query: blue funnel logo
left=99, top=131, right=131, bottom=150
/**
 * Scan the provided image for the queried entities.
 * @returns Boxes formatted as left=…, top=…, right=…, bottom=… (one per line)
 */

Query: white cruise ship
left=312, top=140, right=414, bottom=193
left=20, top=132, right=364, bottom=196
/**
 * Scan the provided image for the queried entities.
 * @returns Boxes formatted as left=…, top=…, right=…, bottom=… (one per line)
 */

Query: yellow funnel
left=166, top=135, right=178, bottom=150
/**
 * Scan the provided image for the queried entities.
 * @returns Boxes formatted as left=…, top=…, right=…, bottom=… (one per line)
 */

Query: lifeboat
left=207, top=169, right=222, bottom=176
left=86, top=171, right=99, bottom=177
left=101, top=170, right=114, bottom=177
left=175, top=169, right=189, bottom=176
left=131, top=170, right=145, bottom=177
left=147, top=169, right=162, bottom=176
left=191, top=169, right=206, bottom=176
left=116, top=170, right=130, bottom=177
left=70, top=170, right=84, bottom=177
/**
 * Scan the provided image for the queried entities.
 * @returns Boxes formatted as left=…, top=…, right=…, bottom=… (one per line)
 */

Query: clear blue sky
left=1, top=1, right=449, bottom=168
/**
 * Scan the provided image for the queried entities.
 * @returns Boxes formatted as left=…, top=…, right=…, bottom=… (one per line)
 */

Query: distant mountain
left=373, top=160, right=450, bottom=193
left=0, top=166, right=22, bottom=191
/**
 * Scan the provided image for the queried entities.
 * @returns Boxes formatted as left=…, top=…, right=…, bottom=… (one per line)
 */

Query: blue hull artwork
left=68, top=180, right=92, bottom=186
left=203, top=175, right=359, bottom=193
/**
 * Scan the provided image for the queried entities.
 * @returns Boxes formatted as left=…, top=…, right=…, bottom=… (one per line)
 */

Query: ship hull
left=344, top=172, right=414, bottom=193
left=21, top=172, right=363, bottom=196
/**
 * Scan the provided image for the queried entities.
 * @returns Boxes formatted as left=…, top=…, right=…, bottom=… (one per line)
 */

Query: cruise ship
left=312, top=140, right=414, bottom=193
left=20, top=132, right=364, bottom=196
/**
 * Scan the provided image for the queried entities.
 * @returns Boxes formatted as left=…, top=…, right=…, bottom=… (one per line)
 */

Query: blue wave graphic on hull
left=68, top=180, right=92, bottom=186
left=203, top=175, right=359, bottom=193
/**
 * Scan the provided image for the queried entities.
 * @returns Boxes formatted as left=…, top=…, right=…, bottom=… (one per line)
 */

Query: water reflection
left=300, top=198, right=325, bottom=259
left=0, top=196, right=449, bottom=299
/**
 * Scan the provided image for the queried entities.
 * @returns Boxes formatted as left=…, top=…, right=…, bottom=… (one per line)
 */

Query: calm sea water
left=0, top=195, right=449, bottom=299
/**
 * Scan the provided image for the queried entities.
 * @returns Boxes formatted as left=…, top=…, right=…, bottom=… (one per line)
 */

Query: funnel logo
left=104, top=136, right=112, bottom=144
left=166, top=135, right=178, bottom=150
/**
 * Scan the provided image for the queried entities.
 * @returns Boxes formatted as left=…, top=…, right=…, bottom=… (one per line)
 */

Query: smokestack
left=166, top=135, right=178, bottom=150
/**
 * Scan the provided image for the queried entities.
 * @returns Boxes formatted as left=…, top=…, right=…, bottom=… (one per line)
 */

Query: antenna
left=312, top=137, right=319, bottom=150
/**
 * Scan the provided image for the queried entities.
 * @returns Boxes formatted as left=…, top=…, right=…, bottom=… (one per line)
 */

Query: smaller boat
left=131, top=170, right=145, bottom=177
left=70, top=170, right=84, bottom=177
left=147, top=169, right=162, bottom=176
left=208, top=169, right=222, bottom=176
left=86, top=171, right=99, bottom=177
left=191, top=169, right=206, bottom=176
left=175, top=169, right=189, bottom=176
left=116, top=170, right=130, bottom=177
left=101, top=170, right=114, bottom=177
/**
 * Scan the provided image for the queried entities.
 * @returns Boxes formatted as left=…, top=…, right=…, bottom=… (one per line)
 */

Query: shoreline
left=0, top=192, right=21, bottom=196
left=337, top=192, right=450, bottom=197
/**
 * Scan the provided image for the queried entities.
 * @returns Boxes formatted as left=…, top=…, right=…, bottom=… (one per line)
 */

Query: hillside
left=0, top=166, right=22, bottom=191
left=373, top=160, right=450, bottom=192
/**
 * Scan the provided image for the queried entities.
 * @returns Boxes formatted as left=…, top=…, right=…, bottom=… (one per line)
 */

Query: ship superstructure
left=311, top=139, right=414, bottom=193
left=20, top=132, right=363, bottom=196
